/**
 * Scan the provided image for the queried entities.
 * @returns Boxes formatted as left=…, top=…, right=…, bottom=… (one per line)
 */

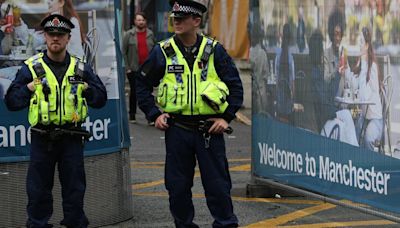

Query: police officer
left=136, top=0, right=243, bottom=227
left=5, top=14, right=107, bottom=228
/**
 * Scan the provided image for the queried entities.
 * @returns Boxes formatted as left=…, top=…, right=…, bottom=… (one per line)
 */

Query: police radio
left=69, top=60, right=84, bottom=84
left=33, top=63, right=50, bottom=101
left=33, top=63, right=46, bottom=79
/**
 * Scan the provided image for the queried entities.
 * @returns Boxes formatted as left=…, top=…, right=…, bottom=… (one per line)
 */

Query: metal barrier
left=0, top=150, right=132, bottom=227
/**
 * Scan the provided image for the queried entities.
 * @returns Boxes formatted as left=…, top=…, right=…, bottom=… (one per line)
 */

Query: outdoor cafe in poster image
left=250, top=0, right=400, bottom=218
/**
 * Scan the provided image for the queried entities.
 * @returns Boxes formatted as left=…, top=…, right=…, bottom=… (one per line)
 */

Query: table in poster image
left=335, top=96, right=376, bottom=144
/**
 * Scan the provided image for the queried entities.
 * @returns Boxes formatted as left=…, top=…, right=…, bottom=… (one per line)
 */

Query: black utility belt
left=168, top=118, right=233, bottom=134
left=31, top=127, right=91, bottom=140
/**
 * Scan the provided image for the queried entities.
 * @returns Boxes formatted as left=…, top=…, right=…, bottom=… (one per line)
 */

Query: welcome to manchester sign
left=252, top=117, right=400, bottom=213
left=250, top=0, right=400, bottom=214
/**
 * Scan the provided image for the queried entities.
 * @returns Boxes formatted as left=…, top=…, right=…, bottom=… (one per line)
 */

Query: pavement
left=97, top=61, right=400, bottom=227
left=99, top=61, right=253, bottom=228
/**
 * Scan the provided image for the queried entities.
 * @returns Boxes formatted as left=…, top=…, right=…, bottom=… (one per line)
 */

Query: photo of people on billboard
left=250, top=0, right=400, bottom=157
left=0, top=0, right=118, bottom=99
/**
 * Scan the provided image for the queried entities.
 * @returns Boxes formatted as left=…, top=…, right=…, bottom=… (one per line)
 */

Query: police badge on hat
left=40, top=14, right=75, bottom=34
left=173, top=2, right=180, bottom=12
left=169, top=0, right=207, bottom=18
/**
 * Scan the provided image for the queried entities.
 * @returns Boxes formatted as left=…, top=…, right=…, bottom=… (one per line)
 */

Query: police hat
left=169, top=0, right=207, bottom=18
left=40, top=14, right=74, bottom=34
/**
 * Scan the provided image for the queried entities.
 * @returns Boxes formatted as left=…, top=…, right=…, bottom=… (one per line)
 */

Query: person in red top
left=123, top=12, right=155, bottom=124
left=137, top=28, right=149, bottom=65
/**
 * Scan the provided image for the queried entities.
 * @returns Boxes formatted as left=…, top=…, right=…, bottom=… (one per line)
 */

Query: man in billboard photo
left=5, top=14, right=107, bottom=227
left=136, top=0, right=243, bottom=226
left=249, top=14, right=269, bottom=115
left=321, top=8, right=359, bottom=146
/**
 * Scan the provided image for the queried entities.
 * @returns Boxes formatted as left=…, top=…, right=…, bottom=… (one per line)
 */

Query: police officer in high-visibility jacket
left=5, top=14, right=107, bottom=228
left=136, top=0, right=243, bottom=227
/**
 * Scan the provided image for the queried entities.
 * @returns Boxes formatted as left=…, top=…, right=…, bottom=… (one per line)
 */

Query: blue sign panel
left=253, top=114, right=400, bottom=214
left=0, top=1, right=130, bottom=163
left=0, top=99, right=122, bottom=163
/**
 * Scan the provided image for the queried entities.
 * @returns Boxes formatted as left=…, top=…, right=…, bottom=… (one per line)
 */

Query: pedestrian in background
left=136, top=0, right=243, bottom=227
left=5, top=14, right=107, bottom=227
left=122, top=11, right=155, bottom=124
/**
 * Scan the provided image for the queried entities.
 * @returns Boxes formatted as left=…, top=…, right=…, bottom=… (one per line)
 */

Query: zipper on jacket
left=190, top=72, right=194, bottom=114
left=62, top=85, right=66, bottom=116
left=194, top=74, right=197, bottom=103
left=186, top=74, right=190, bottom=106
left=56, top=87, right=59, bottom=115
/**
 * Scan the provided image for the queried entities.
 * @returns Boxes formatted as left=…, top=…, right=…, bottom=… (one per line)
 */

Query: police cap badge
left=169, top=0, right=207, bottom=18
left=40, top=14, right=74, bottom=34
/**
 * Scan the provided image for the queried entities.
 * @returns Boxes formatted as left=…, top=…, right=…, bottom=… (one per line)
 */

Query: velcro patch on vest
left=167, top=65, right=184, bottom=73
left=68, top=75, right=84, bottom=84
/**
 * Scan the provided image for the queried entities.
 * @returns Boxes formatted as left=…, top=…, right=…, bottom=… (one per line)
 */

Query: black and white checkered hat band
left=44, top=20, right=71, bottom=30
left=173, top=5, right=202, bottom=15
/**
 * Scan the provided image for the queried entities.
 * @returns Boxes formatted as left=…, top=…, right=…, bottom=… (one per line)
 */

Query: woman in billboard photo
left=352, top=26, right=383, bottom=151
left=275, top=23, right=295, bottom=123
left=13, top=0, right=85, bottom=58
left=308, top=28, right=355, bottom=146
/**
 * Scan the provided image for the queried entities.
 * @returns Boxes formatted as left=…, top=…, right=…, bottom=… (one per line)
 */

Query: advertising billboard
left=0, top=0, right=128, bottom=162
left=250, top=0, right=400, bottom=214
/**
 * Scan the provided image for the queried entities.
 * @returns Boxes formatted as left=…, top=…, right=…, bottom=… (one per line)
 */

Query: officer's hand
left=27, top=81, right=36, bottom=92
left=155, top=113, right=170, bottom=131
left=207, top=118, right=228, bottom=134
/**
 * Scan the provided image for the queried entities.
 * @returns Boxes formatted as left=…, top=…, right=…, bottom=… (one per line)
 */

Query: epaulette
left=161, top=38, right=176, bottom=58
left=24, top=53, right=44, bottom=65
left=33, top=62, right=46, bottom=79
left=202, top=34, right=218, bottom=44
left=158, top=35, right=174, bottom=44
left=74, top=58, right=85, bottom=77
left=71, top=54, right=86, bottom=64
left=200, top=37, right=216, bottom=64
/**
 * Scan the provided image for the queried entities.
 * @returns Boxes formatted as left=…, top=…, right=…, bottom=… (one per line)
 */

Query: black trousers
left=165, top=125, right=238, bottom=228
left=127, top=71, right=138, bottom=116
left=26, top=132, right=89, bottom=228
